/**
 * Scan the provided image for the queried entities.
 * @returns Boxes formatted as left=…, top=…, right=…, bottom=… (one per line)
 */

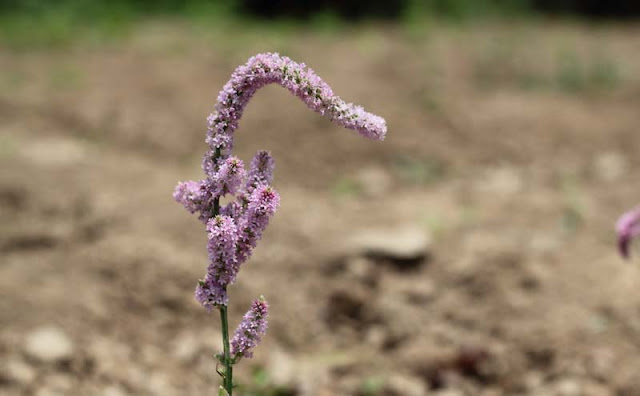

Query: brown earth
left=1, top=21, right=640, bottom=396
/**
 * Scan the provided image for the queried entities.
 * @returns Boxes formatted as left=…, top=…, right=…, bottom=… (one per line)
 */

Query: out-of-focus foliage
left=1, top=0, right=637, bottom=48
left=2, top=0, right=639, bottom=21
left=531, top=0, right=640, bottom=18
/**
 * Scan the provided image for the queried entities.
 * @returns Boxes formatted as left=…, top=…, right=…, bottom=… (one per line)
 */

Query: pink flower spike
left=204, top=52, right=387, bottom=157
left=230, top=296, right=269, bottom=360
left=616, top=205, right=640, bottom=259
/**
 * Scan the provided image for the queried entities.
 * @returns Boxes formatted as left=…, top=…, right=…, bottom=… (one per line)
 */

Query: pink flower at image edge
left=616, top=205, right=640, bottom=259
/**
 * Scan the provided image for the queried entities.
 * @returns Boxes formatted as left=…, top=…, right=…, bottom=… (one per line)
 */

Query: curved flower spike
left=616, top=205, right=640, bottom=259
left=205, top=52, right=387, bottom=160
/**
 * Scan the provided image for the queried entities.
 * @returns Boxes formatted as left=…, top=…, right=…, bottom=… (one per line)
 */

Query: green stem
left=211, top=147, right=232, bottom=395
left=220, top=303, right=233, bottom=395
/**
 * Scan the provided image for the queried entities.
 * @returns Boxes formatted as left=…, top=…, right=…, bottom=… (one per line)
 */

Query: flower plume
left=206, top=52, right=387, bottom=157
left=174, top=53, right=387, bottom=391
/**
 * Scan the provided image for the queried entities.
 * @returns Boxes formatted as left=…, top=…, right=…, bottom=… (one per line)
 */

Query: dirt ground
left=2, top=21, right=640, bottom=396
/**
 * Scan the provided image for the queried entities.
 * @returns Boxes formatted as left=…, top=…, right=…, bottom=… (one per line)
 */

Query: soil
left=2, top=21, right=640, bottom=395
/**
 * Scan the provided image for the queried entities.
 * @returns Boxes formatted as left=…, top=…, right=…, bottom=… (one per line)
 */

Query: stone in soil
left=347, top=225, right=431, bottom=265
left=23, top=326, right=74, bottom=364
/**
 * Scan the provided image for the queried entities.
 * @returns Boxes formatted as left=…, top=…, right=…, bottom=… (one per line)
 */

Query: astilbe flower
left=616, top=205, right=640, bottom=259
left=230, top=297, right=269, bottom=360
left=176, top=54, right=387, bottom=291
left=174, top=53, right=386, bottom=393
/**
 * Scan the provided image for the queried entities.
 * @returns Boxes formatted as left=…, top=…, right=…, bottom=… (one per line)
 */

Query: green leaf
left=218, top=386, right=230, bottom=396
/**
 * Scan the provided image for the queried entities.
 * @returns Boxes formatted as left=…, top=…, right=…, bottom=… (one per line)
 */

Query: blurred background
left=1, top=1, right=640, bottom=395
